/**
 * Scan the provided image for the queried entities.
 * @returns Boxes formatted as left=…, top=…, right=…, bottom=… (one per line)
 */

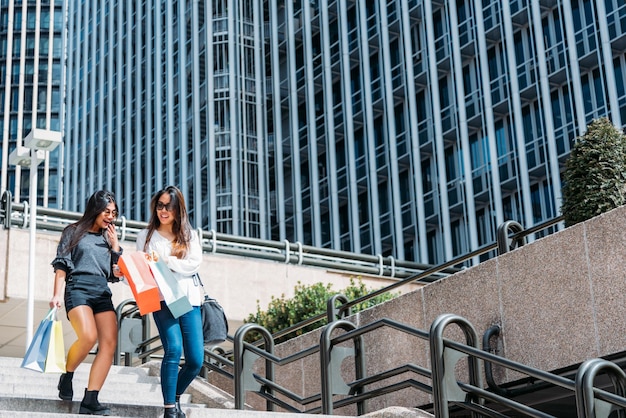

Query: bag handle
left=194, top=273, right=212, bottom=302
left=193, top=272, right=204, bottom=287
left=44, top=307, right=58, bottom=322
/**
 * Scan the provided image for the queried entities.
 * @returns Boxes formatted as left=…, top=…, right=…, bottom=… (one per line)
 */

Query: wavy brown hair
left=143, top=186, right=192, bottom=259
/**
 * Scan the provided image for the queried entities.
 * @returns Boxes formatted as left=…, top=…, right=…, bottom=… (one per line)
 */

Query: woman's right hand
left=50, top=294, right=63, bottom=309
left=145, top=250, right=160, bottom=262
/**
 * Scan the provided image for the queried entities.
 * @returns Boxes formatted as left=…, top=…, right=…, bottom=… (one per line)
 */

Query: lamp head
left=23, top=129, right=62, bottom=152
left=8, top=148, right=45, bottom=167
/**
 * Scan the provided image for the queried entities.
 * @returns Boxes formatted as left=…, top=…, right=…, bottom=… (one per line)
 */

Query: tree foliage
left=561, top=117, right=626, bottom=227
left=243, top=278, right=397, bottom=343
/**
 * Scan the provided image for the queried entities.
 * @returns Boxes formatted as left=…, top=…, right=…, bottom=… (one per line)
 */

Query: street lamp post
left=9, top=129, right=62, bottom=348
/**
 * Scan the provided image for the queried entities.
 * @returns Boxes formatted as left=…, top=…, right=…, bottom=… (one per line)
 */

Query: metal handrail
left=228, top=312, right=626, bottom=417
left=267, top=215, right=564, bottom=343
left=0, top=191, right=563, bottom=289
left=0, top=192, right=459, bottom=281
left=117, top=213, right=564, bottom=371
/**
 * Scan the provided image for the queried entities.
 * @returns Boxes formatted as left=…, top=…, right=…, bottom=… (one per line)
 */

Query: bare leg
left=87, top=310, right=118, bottom=390
left=66, top=306, right=98, bottom=372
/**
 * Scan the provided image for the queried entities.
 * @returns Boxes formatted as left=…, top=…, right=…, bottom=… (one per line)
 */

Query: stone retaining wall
left=228, top=205, right=626, bottom=414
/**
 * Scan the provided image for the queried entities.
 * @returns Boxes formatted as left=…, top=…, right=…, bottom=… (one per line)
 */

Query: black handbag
left=201, top=296, right=229, bottom=345
left=196, top=274, right=229, bottom=345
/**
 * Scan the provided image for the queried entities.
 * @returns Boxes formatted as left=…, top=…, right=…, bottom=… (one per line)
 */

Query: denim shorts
left=64, top=275, right=114, bottom=316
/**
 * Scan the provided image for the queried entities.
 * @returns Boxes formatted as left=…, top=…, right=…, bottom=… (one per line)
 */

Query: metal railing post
left=1, top=190, right=12, bottom=229
left=118, top=215, right=127, bottom=242
left=575, top=358, right=626, bottom=418
left=233, top=323, right=275, bottom=411
left=114, top=299, right=145, bottom=366
left=209, top=229, right=217, bottom=253
left=320, top=319, right=366, bottom=415
left=496, top=220, right=525, bottom=254
left=430, top=314, right=483, bottom=418
left=327, top=294, right=350, bottom=323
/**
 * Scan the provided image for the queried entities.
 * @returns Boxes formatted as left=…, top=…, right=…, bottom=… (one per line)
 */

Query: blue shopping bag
left=149, top=258, right=192, bottom=319
left=21, top=308, right=55, bottom=372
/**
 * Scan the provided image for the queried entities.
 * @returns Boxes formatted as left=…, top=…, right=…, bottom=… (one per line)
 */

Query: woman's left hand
left=112, top=264, right=124, bottom=278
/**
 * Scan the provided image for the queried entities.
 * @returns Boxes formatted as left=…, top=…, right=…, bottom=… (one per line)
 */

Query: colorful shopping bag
left=119, top=251, right=161, bottom=315
left=21, top=308, right=55, bottom=372
left=149, top=258, right=193, bottom=319
left=44, top=310, right=66, bottom=373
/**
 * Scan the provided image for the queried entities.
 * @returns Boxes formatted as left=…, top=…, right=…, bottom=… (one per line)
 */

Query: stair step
left=0, top=355, right=204, bottom=416
left=0, top=357, right=153, bottom=379
left=0, top=371, right=157, bottom=385
left=0, top=359, right=193, bottom=406
left=0, top=412, right=97, bottom=417
left=0, top=407, right=341, bottom=418
left=0, top=356, right=375, bottom=417
left=0, top=396, right=166, bottom=417
left=0, top=382, right=172, bottom=405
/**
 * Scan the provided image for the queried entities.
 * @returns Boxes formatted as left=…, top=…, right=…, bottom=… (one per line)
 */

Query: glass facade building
left=263, top=0, right=626, bottom=264
left=0, top=0, right=65, bottom=207
left=63, top=0, right=265, bottom=236
left=61, top=0, right=626, bottom=266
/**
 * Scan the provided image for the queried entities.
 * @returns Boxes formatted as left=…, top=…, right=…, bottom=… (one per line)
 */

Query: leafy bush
left=561, top=117, right=626, bottom=227
left=243, top=278, right=397, bottom=343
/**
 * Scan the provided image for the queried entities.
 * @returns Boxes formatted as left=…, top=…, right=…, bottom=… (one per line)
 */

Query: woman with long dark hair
left=50, top=190, right=124, bottom=415
left=136, top=186, right=203, bottom=418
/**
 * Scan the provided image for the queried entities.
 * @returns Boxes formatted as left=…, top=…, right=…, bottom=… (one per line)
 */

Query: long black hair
left=63, top=190, right=119, bottom=252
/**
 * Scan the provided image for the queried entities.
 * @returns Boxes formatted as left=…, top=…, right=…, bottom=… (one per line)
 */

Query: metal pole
left=25, top=150, right=38, bottom=348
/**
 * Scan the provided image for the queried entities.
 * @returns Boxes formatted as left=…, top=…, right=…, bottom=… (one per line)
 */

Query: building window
left=581, top=68, right=607, bottom=120
left=572, top=0, right=598, bottom=57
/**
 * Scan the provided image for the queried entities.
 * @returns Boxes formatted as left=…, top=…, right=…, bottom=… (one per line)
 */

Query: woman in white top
left=136, top=186, right=203, bottom=418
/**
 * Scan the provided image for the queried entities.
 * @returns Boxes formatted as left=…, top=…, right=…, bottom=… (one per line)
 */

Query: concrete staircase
left=0, top=356, right=286, bottom=417
left=0, top=356, right=431, bottom=417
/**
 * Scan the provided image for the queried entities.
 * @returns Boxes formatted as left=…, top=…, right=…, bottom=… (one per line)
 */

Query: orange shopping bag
left=118, top=251, right=161, bottom=315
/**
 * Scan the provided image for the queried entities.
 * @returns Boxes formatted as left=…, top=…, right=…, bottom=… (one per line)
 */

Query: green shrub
left=561, top=117, right=626, bottom=227
left=243, top=278, right=397, bottom=343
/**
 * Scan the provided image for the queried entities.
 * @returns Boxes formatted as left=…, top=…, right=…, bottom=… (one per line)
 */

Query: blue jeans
left=153, top=302, right=204, bottom=405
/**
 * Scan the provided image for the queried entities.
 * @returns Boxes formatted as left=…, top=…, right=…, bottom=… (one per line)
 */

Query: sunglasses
left=156, top=201, right=174, bottom=212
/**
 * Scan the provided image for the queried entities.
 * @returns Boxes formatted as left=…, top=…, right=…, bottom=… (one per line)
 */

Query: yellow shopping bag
left=21, top=309, right=55, bottom=372
left=44, top=309, right=66, bottom=373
